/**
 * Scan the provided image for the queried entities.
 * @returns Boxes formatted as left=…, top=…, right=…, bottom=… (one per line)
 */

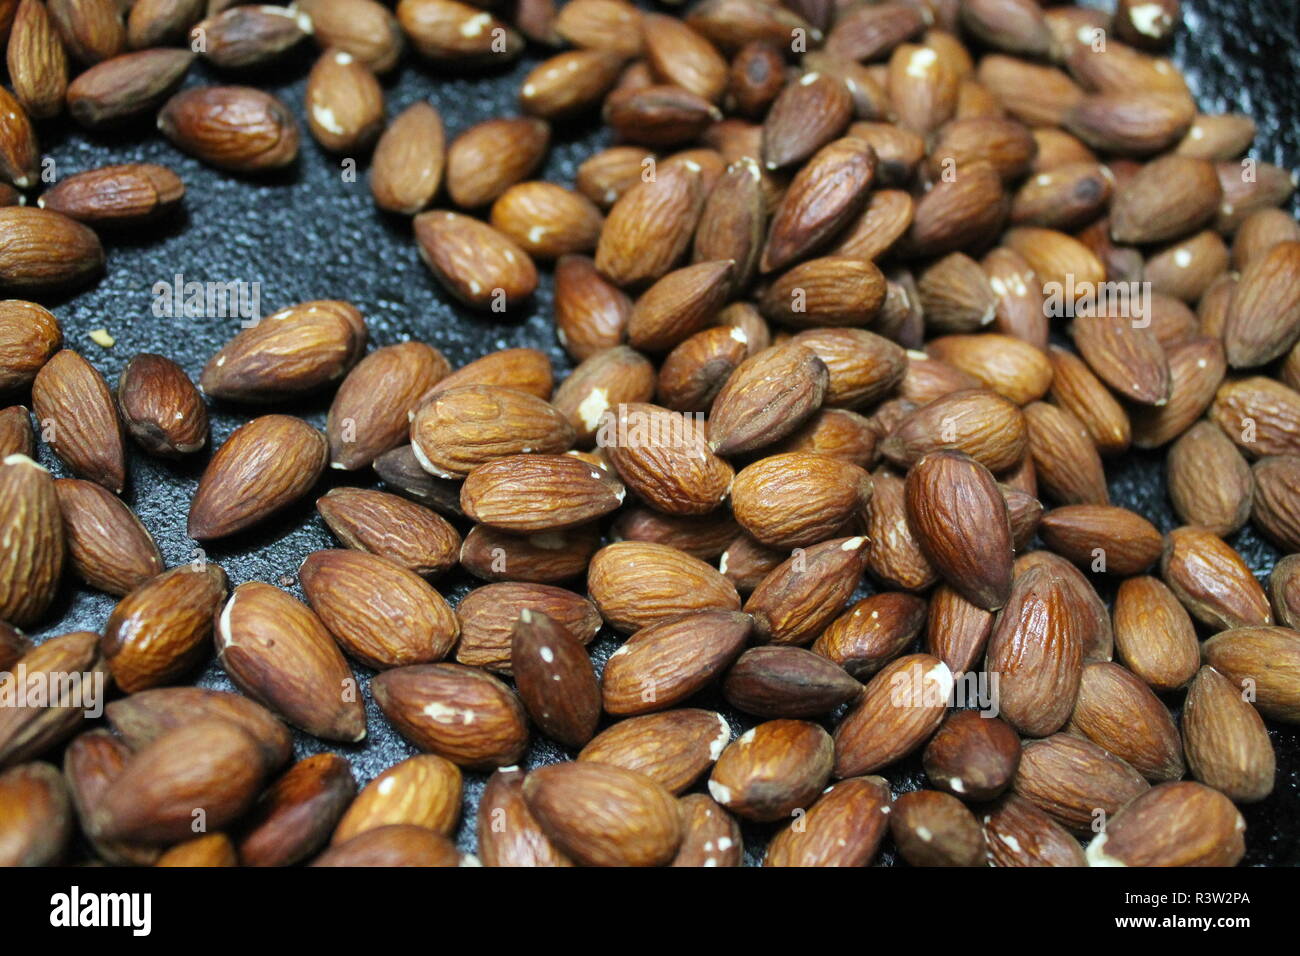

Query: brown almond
left=812, top=591, right=927, bottom=679
left=39, top=162, right=183, bottom=226
left=1271, top=555, right=1300, bottom=629
left=0, top=454, right=65, bottom=628
left=371, top=662, right=527, bottom=768
left=158, top=85, right=299, bottom=172
left=297, top=0, right=403, bottom=73
left=66, top=48, right=194, bottom=128
left=882, top=388, right=1027, bottom=473
left=237, top=753, right=356, bottom=867
left=188, top=415, right=326, bottom=539
left=707, top=343, right=828, bottom=456
left=1070, top=660, right=1184, bottom=781
left=1251, top=456, right=1300, bottom=551
left=761, top=72, right=852, bottom=171
left=0, top=762, right=72, bottom=865
left=833, top=653, right=951, bottom=777
left=311, top=825, right=463, bottom=866
left=369, top=101, right=444, bottom=214
left=1111, top=155, right=1222, bottom=244
left=761, top=137, right=875, bottom=273
left=788, top=327, right=904, bottom=408
left=8, top=0, right=69, bottom=120
left=47, top=0, right=126, bottom=65
left=0, top=207, right=105, bottom=296
left=1202, top=626, right=1300, bottom=724
left=595, top=159, right=703, bottom=287
left=31, top=349, right=124, bottom=491
left=1013, top=733, right=1148, bottom=834
left=155, top=833, right=237, bottom=867
left=863, top=466, right=937, bottom=593
left=982, top=792, right=1085, bottom=867
left=0, top=300, right=61, bottom=392
left=1130, top=337, right=1227, bottom=449
left=216, top=581, right=366, bottom=743
left=1112, top=575, right=1200, bottom=692
left=1182, top=665, right=1275, bottom=804
left=1210, top=376, right=1300, bottom=459
left=890, top=789, right=985, bottom=867
left=192, top=5, right=311, bottom=70
left=332, top=754, right=460, bottom=844
left=316, top=487, right=458, bottom=578
left=1161, top=526, right=1271, bottom=630
left=460, top=453, right=625, bottom=532
left=413, top=211, right=539, bottom=310
left=476, top=767, right=573, bottom=867
left=731, top=452, right=870, bottom=549
left=0, top=632, right=103, bottom=768
left=905, top=162, right=1006, bottom=257
left=925, top=583, right=994, bottom=675
left=1085, top=781, right=1244, bottom=867
left=1063, top=90, right=1194, bottom=156
left=1047, top=346, right=1131, bottom=455
left=1037, top=504, right=1161, bottom=576
left=445, top=117, right=549, bottom=210
left=54, top=478, right=161, bottom=597
left=299, top=549, right=458, bottom=670
left=744, top=536, right=868, bottom=646
left=707, top=719, right=832, bottom=822
left=1224, top=240, right=1300, bottom=369
left=923, top=709, right=1020, bottom=802
left=396, top=0, right=521, bottom=65
left=63, top=729, right=160, bottom=866
left=601, top=402, right=733, bottom=515
left=671, top=792, right=742, bottom=867
left=553, top=254, right=633, bottom=361
left=116, top=353, right=207, bottom=457
left=459, top=522, right=600, bottom=584
left=1023, top=400, right=1109, bottom=505
left=491, top=181, right=604, bottom=261
left=579, top=709, right=730, bottom=794
left=723, top=645, right=860, bottom=719
left=304, top=47, right=384, bottom=154
left=409, top=384, right=572, bottom=479
left=520, top=49, right=625, bottom=120
left=656, top=325, right=749, bottom=413
left=455, top=582, right=600, bottom=674
left=764, top=774, right=892, bottom=867
left=511, top=608, right=600, bottom=748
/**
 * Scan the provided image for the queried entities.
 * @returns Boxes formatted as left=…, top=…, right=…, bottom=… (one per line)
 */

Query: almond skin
left=905, top=450, right=1013, bottom=611
left=523, top=762, right=683, bottom=867
left=326, top=342, right=450, bottom=470
left=332, top=754, right=460, bottom=844
left=1070, top=661, right=1184, bottom=782
left=923, top=709, right=1020, bottom=802
left=91, top=719, right=267, bottom=844
left=200, top=300, right=366, bottom=403
left=511, top=608, right=600, bottom=748
left=579, top=709, right=731, bottom=795
left=1014, top=733, right=1149, bottom=835
left=54, top=478, right=162, bottom=597
left=188, top=415, right=328, bottom=540
left=116, top=353, right=208, bottom=457
left=1160, top=526, right=1271, bottom=631
left=763, top=774, right=892, bottom=867
left=101, top=563, right=227, bottom=692
left=105, top=686, right=291, bottom=772
left=603, top=609, right=751, bottom=716
left=1183, top=665, right=1275, bottom=804
left=216, top=581, right=367, bottom=743
left=708, top=719, right=833, bottom=822
left=31, top=349, right=125, bottom=493
left=371, top=662, right=528, bottom=769
left=1086, top=781, right=1244, bottom=867
left=299, top=549, right=459, bottom=670
left=672, top=793, right=743, bottom=867
left=237, top=753, right=357, bottom=867
left=0, top=454, right=65, bottom=628
left=461, top=453, right=625, bottom=532
left=158, top=85, right=299, bottom=172
left=588, top=541, right=740, bottom=633
left=832, top=653, right=952, bottom=778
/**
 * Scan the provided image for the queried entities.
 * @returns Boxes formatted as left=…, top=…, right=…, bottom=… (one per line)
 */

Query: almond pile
left=0, top=0, right=1298, bottom=869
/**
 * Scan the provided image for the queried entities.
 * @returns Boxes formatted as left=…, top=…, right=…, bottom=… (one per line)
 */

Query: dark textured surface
left=18, top=0, right=1300, bottom=866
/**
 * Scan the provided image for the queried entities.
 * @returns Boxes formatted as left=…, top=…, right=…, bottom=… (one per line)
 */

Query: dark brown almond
left=48, top=0, right=126, bottom=65
left=1013, top=733, right=1148, bottom=834
left=371, top=662, right=527, bottom=768
left=764, top=774, right=892, bottom=867
left=864, top=466, right=937, bottom=593
left=1252, top=456, right=1300, bottom=551
left=904, top=162, right=1006, bottom=258
left=188, top=415, right=327, bottom=540
left=511, top=608, right=600, bottom=748
left=455, top=582, right=599, bottom=674
left=372, top=445, right=464, bottom=517
left=0, top=621, right=30, bottom=672
left=1182, top=665, right=1275, bottom=804
left=299, top=549, right=459, bottom=670
left=744, top=536, right=868, bottom=646
left=54, top=478, right=162, bottom=597
left=657, top=325, right=749, bottom=413
left=216, top=581, right=366, bottom=743
left=627, top=260, right=733, bottom=353
left=925, top=583, right=994, bottom=675
left=1271, top=555, right=1300, bottom=630
left=66, top=48, right=194, bottom=128
left=761, top=137, right=875, bottom=273
left=692, top=157, right=765, bottom=293
left=92, top=719, right=266, bottom=844
left=890, top=789, right=985, bottom=867
left=192, top=5, right=311, bottom=70
left=671, top=792, right=742, bottom=867
left=917, top=253, right=998, bottom=334
left=723, top=646, right=860, bottom=719
left=0, top=454, right=65, bottom=628
left=1086, top=781, right=1244, bottom=867
left=718, top=532, right=785, bottom=595
left=0, top=632, right=103, bottom=768
left=602, top=610, right=750, bottom=715
left=39, top=163, right=184, bottom=226
left=923, top=709, right=1020, bottom=802
left=603, top=84, right=721, bottom=148
left=237, top=753, right=357, bottom=867
left=116, top=353, right=207, bottom=457
left=905, top=450, right=1012, bottom=611
left=1063, top=90, right=1194, bottom=156
left=982, top=793, right=1086, bottom=867
left=369, top=101, right=444, bottom=214
left=1111, top=155, right=1221, bottom=244
left=707, top=343, right=828, bottom=456
left=812, top=591, right=927, bottom=679
left=200, top=299, right=366, bottom=403
left=127, top=0, right=204, bottom=48
left=1010, top=162, right=1112, bottom=232
left=31, top=349, right=124, bottom=492
left=63, top=729, right=159, bottom=866
left=0, top=87, right=39, bottom=189
left=158, top=85, right=299, bottom=172
left=1071, top=311, right=1171, bottom=406
left=1130, top=337, right=1226, bottom=450
left=788, top=327, right=904, bottom=408
left=761, top=72, right=852, bottom=170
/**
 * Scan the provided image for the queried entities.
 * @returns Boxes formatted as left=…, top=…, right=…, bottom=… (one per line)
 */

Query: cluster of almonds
left=2, top=0, right=1300, bottom=868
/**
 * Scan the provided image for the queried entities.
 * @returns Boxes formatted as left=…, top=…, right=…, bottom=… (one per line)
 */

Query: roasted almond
left=833, top=653, right=951, bottom=777
left=311, top=825, right=463, bottom=866
left=0, top=631, right=104, bottom=768
left=297, top=0, right=404, bottom=72
left=1182, top=665, right=1275, bottom=804
left=0, top=300, right=61, bottom=393
left=54, top=478, right=162, bottom=597
left=115, top=353, right=207, bottom=457
left=316, top=487, right=458, bottom=579
left=1085, top=781, right=1244, bottom=867
left=761, top=137, right=875, bottom=273
left=1112, top=575, right=1200, bottom=692
left=671, top=792, right=742, bottom=867
left=476, top=767, right=573, bottom=867
left=1070, top=661, right=1184, bottom=781
left=158, top=85, right=299, bottom=172
left=0, top=762, right=72, bottom=865
left=744, top=536, right=868, bottom=646
left=396, top=0, right=522, bottom=65
left=723, top=646, right=860, bottom=719
left=1202, top=626, right=1300, bottom=724
left=812, top=591, right=927, bottom=679
left=332, top=754, right=460, bottom=844
left=409, top=384, right=572, bottom=479
left=0, top=454, right=65, bottom=628
left=764, top=773, right=892, bottom=867
left=1023, top=401, right=1109, bottom=506
left=706, top=343, right=828, bottom=456
left=459, top=522, right=601, bottom=584
left=1013, top=733, right=1148, bottom=834
left=455, top=582, right=600, bottom=674
left=731, top=452, right=870, bottom=549
left=511, top=608, right=600, bottom=748
left=1160, top=526, right=1271, bottom=630
left=66, top=48, right=193, bottom=127
left=192, top=5, right=311, bottom=70
left=1224, top=240, right=1300, bottom=369
left=446, top=116, right=549, bottom=210
left=923, top=709, right=1020, bottom=802
left=237, top=753, right=357, bottom=867
left=579, top=709, right=730, bottom=795
left=413, top=211, right=539, bottom=310
left=982, top=792, right=1085, bottom=867
left=881, top=388, right=1027, bottom=473
left=461, top=453, right=625, bottom=532
left=707, top=719, right=833, bottom=822
left=369, top=101, right=444, bottom=214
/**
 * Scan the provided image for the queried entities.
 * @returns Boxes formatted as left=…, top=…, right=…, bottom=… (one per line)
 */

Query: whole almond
left=581, top=710, right=729, bottom=796
left=317, top=487, right=459, bottom=578
left=158, top=85, right=299, bottom=172
left=8, top=0, right=70, bottom=120
left=521, top=49, right=625, bottom=121
left=188, top=415, right=327, bottom=539
left=1210, top=376, right=1300, bottom=459
left=455, top=582, right=600, bottom=674
left=445, top=117, right=548, bottom=210
left=216, top=581, right=366, bottom=742
left=371, top=662, right=527, bottom=768
left=0, top=632, right=103, bottom=768
left=303, top=48, right=383, bottom=154
left=551, top=348, right=656, bottom=448
left=1202, top=626, right=1300, bottom=724
left=1037, top=504, right=1161, bottom=576
left=1085, top=781, right=1244, bottom=867
left=31, top=349, right=124, bottom=491
left=707, top=719, right=833, bottom=822
left=38, top=163, right=183, bottom=226
left=0, top=300, right=61, bottom=392
left=491, top=181, right=604, bottom=261
left=554, top=255, right=633, bottom=360
left=588, top=541, right=740, bottom=633
left=66, top=49, right=194, bottom=128
left=200, top=299, right=366, bottom=403
left=1112, top=575, right=1200, bottom=692
left=671, top=792, right=742, bottom=867
left=925, top=583, right=994, bottom=675
left=833, top=653, right=951, bottom=777
left=723, top=646, right=860, bottom=719
left=1271, top=555, right=1300, bottom=629
left=63, top=729, right=160, bottom=866
left=1183, top=665, right=1275, bottom=804
left=523, top=762, right=682, bottom=867
left=0, top=454, right=65, bottom=627
left=0, top=762, right=72, bottom=865
left=982, top=792, right=1086, bottom=867
left=0, top=207, right=105, bottom=294
left=707, top=343, right=828, bottom=456
left=395, top=0, right=522, bottom=65
left=761, top=137, right=875, bottom=273
left=48, top=0, right=126, bottom=65
left=237, top=753, right=357, bottom=867
left=1160, top=526, right=1271, bottom=630
left=1070, top=660, right=1184, bottom=781
left=923, top=709, right=1020, bottom=802
left=1224, top=240, right=1300, bottom=369
left=1047, top=346, right=1131, bottom=456
left=116, top=353, right=207, bottom=457
left=745, top=535, right=868, bottom=645
left=461, top=453, right=625, bottom=532
left=1250, top=456, right=1300, bottom=551
left=191, top=5, right=311, bottom=70
left=126, top=0, right=204, bottom=47
left=297, top=0, right=404, bottom=72
left=890, top=789, right=985, bottom=867
left=410, top=385, right=572, bottom=478
left=511, top=608, right=600, bottom=748
left=332, top=754, right=460, bottom=844
left=882, top=388, right=1027, bottom=473
left=812, top=591, right=927, bottom=679
left=731, top=452, right=870, bottom=549
left=54, top=478, right=161, bottom=597
left=595, top=160, right=703, bottom=287
left=414, top=211, right=539, bottom=310
left=1013, top=733, right=1148, bottom=834
left=476, top=767, right=573, bottom=867
left=369, top=101, right=444, bottom=214
left=311, top=825, right=463, bottom=866
left=1023, top=401, right=1109, bottom=505
left=764, top=774, right=892, bottom=867
left=299, top=549, right=459, bottom=670
left=459, top=523, right=600, bottom=584
left=1110, top=155, right=1221, bottom=244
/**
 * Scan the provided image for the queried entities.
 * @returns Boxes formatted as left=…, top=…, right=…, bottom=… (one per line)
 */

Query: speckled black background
left=17, top=0, right=1300, bottom=866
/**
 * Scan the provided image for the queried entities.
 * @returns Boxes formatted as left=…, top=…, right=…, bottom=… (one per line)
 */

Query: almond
left=641, top=12, right=727, bottom=102
left=0, top=300, right=61, bottom=392
left=511, top=608, right=600, bottom=747
left=158, top=85, right=299, bottom=172
left=459, top=523, right=601, bottom=584
left=476, top=767, right=573, bottom=867
left=1110, top=155, right=1221, bottom=244
left=1071, top=310, right=1171, bottom=406
left=396, top=0, right=522, bottom=65
left=982, top=793, right=1085, bottom=867
left=1160, top=526, right=1271, bottom=630
left=924, top=583, right=994, bottom=675
left=297, top=0, right=404, bottom=72
left=445, top=116, right=549, bottom=210
left=904, top=162, right=1006, bottom=257
left=812, top=591, right=927, bottom=679
left=460, top=453, right=625, bottom=532
left=723, top=646, right=860, bottom=719
left=8, top=0, right=70, bottom=120
left=1112, top=575, right=1200, bottom=692
left=316, top=487, right=458, bottom=579
left=0, top=762, right=72, bottom=865
left=67, top=48, right=193, bottom=127
left=1070, top=660, right=1184, bottom=781
left=763, top=774, right=892, bottom=867
left=1182, top=665, right=1275, bottom=804
left=707, top=719, right=833, bottom=822
left=761, top=137, right=875, bottom=273
left=304, top=48, right=383, bottom=153
left=1202, top=625, right=1300, bottom=724
left=731, top=452, right=870, bottom=549
left=707, top=343, right=828, bottom=455
left=63, top=729, right=160, bottom=866
left=626, top=260, right=733, bottom=353
left=0, top=632, right=103, bottom=768
left=455, top=582, right=600, bottom=674
left=332, top=754, right=460, bottom=844
left=1224, top=240, right=1300, bottom=368
left=192, top=5, right=311, bottom=70
left=371, top=662, right=527, bottom=768
left=48, top=0, right=126, bottom=65
left=409, top=384, right=572, bottom=478
left=881, top=388, right=1027, bottom=473
left=237, top=753, right=356, bottom=867
left=311, top=825, right=463, bottom=866
left=1085, top=781, right=1244, bottom=867
left=520, top=49, right=625, bottom=121
left=923, top=709, right=1020, bottom=801
left=155, top=833, right=237, bottom=867
left=1037, top=504, right=1161, bottom=576
left=1210, top=375, right=1300, bottom=459
left=671, top=792, right=742, bottom=867
left=369, top=101, right=444, bottom=214
left=788, top=327, right=905, bottom=408
left=1023, top=401, right=1109, bottom=505
left=745, top=536, right=868, bottom=646
left=595, top=159, right=703, bottom=287
left=0, top=454, right=65, bottom=627
left=761, top=72, right=852, bottom=170
left=54, top=478, right=162, bottom=597
left=217, top=581, right=366, bottom=743
left=554, top=254, right=633, bottom=360
left=491, top=181, right=605, bottom=261
left=832, top=653, right=951, bottom=777
left=299, top=549, right=459, bottom=670
left=39, top=162, right=184, bottom=226
left=1013, top=733, right=1148, bottom=834
left=116, top=353, right=207, bottom=457
left=413, top=211, right=539, bottom=310
left=890, top=789, right=985, bottom=867
left=656, top=326, right=748, bottom=413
